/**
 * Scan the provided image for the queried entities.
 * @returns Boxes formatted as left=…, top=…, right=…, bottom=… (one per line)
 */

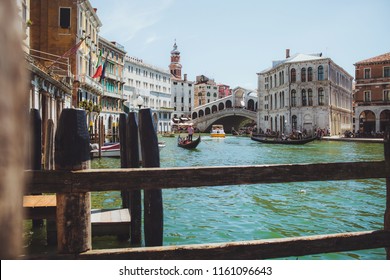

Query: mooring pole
left=55, top=108, right=91, bottom=254
left=384, top=126, right=390, bottom=260
left=139, top=109, right=163, bottom=246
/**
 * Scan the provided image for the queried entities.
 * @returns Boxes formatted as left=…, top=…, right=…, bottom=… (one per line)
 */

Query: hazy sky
left=91, top=0, right=389, bottom=89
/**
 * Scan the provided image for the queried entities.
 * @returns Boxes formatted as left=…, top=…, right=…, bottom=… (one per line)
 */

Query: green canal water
left=24, top=135, right=387, bottom=259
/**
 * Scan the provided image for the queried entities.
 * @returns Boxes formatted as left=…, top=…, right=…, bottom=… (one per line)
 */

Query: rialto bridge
left=191, top=88, right=258, bottom=133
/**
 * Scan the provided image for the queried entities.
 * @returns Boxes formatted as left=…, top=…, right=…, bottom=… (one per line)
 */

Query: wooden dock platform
left=23, top=195, right=131, bottom=238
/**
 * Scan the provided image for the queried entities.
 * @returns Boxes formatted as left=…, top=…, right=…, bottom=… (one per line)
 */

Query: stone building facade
left=123, top=56, right=173, bottom=132
left=353, top=52, right=390, bottom=135
left=257, top=50, right=353, bottom=136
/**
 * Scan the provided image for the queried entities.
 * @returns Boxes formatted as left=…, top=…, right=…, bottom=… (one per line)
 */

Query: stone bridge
left=192, top=107, right=257, bottom=132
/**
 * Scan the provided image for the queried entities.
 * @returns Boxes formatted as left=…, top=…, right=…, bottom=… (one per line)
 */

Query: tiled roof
left=355, top=52, right=390, bottom=65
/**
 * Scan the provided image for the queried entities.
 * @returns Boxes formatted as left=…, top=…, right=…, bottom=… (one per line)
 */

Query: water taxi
left=210, top=124, right=225, bottom=138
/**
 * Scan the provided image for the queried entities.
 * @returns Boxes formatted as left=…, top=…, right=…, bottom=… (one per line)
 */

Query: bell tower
left=169, top=41, right=182, bottom=79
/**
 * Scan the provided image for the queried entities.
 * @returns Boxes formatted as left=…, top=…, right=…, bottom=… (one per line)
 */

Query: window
left=59, top=7, right=71, bottom=28
left=291, top=68, right=296, bottom=82
left=302, top=89, right=307, bottom=106
left=384, top=90, right=390, bottom=101
left=291, top=90, right=297, bottom=107
left=318, top=66, right=324, bottom=80
left=308, top=89, right=313, bottom=106
left=301, top=68, right=306, bottom=82
left=364, top=68, right=371, bottom=79
left=364, top=91, right=371, bottom=102
left=384, top=67, right=390, bottom=78
left=308, top=67, right=313, bottom=81
left=292, top=115, right=297, bottom=130
left=318, top=88, right=325, bottom=105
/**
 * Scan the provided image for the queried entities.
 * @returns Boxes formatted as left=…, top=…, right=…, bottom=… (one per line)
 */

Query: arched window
left=213, top=93, right=217, bottom=98
left=301, top=68, right=306, bottom=82
left=291, top=68, right=296, bottom=83
left=318, top=65, right=324, bottom=80
left=308, top=67, right=313, bottom=81
left=302, top=89, right=307, bottom=106
left=308, top=89, right=313, bottom=106
left=292, top=115, right=298, bottom=130
left=207, top=92, right=210, bottom=97
left=291, top=89, right=297, bottom=107
left=318, top=87, right=324, bottom=105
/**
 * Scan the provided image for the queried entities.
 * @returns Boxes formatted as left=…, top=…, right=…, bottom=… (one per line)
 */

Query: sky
left=91, top=0, right=389, bottom=90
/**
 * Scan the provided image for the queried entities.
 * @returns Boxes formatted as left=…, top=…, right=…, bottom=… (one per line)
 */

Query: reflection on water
left=25, top=136, right=386, bottom=259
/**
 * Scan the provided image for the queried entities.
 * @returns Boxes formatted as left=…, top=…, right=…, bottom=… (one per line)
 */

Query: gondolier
left=187, top=125, right=194, bottom=141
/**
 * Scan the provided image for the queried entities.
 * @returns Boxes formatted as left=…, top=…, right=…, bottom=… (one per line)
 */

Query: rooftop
left=354, top=52, right=390, bottom=65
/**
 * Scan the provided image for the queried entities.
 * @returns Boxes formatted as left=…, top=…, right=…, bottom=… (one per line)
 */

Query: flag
left=92, top=50, right=102, bottom=79
left=47, top=37, right=86, bottom=69
left=99, top=52, right=109, bottom=82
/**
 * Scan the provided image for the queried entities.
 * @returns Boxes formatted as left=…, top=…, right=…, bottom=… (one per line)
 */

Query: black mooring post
left=139, top=108, right=163, bottom=247
left=127, top=112, right=142, bottom=245
left=30, top=109, right=44, bottom=228
left=55, top=108, right=91, bottom=254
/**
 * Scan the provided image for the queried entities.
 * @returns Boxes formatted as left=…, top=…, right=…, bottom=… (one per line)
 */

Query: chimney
left=93, top=8, right=97, bottom=13
left=286, top=49, right=290, bottom=59
left=184, top=74, right=187, bottom=81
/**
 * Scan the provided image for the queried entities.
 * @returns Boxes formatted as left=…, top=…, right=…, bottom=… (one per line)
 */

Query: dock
left=23, top=195, right=131, bottom=240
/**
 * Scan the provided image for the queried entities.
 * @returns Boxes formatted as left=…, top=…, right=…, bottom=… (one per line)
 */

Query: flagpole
left=47, top=36, right=87, bottom=69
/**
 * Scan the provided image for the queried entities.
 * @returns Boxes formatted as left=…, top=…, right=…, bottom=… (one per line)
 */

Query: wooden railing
left=24, top=108, right=390, bottom=259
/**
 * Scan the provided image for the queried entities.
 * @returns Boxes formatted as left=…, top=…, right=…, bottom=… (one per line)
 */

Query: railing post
left=384, top=126, right=390, bottom=260
left=55, top=108, right=91, bottom=254
left=139, top=109, right=163, bottom=246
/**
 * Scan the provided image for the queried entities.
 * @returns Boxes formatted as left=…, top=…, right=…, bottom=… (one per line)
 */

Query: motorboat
left=210, top=124, right=225, bottom=138
left=90, top=141, right=165, bottom=158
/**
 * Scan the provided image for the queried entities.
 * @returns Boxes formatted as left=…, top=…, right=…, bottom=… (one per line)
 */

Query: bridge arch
left=218, top=102, right=225, bottom=110
left=212, top=105, right=218, bottom=113
left=247, top=99, right=255, bottom=111
left=205, top=107, right=211, bottom=115
left=192, top=111, right=198, bottom=119
left=199, top=110, right=204, bottom=118
left=226, top=100, right=232, bottom=108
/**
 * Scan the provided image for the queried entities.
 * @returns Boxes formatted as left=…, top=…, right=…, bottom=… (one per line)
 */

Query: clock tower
left=169, top=41, right=182, bottom=79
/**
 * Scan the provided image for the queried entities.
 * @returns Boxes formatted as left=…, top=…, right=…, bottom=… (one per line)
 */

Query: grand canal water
left=24, top=135, right=387, bottom=259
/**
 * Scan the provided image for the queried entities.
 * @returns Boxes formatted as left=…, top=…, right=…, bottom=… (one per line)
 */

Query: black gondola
left=177, top=135, right=201, bottom=149
left=251, top=135, right=317, bottom=145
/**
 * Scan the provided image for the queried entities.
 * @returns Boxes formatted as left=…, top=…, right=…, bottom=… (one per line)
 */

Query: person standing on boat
left=187, top=125, right=194, bottom=141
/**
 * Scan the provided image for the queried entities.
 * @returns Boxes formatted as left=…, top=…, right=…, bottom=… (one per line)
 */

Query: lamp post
left=133, top=95, right=144, bottom=111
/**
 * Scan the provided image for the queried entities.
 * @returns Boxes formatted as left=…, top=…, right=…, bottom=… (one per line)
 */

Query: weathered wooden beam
left=139, top=109, right=163, bottom=247
left=55, top=109, right=91, bottom=254
left=26, top=160, right=388, bottom=194
left=77, top=230, right=390, bottom=260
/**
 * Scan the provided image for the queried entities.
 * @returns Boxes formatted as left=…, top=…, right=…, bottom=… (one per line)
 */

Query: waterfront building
left=194, top=75, right=219, bottom=107
left=257, top=49, right=353, bottom=136
left=123, top=56, right=173, bottom=132
left=30, top=0, right=102, bottom=137
left=353, top=52, right=390, bottom=135
left=169, top=42, right=194, bottom=120
left=23, top=0, right=73, bottom=152
left=97, top=37, right=126, bottom=141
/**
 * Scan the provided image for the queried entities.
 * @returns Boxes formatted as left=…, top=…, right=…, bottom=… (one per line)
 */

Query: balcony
left=76, top=74, right=103, bottom=95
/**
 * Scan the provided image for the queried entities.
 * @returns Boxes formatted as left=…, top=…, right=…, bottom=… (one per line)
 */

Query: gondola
left=177, top=135, right=201, bottom=149
left=251, top=135, right=317, bottom=145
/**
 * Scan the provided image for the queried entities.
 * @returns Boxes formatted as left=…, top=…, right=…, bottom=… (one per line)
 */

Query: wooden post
left=139, top=109, right=163, bottom=246
left=384, top=126, right=390, bottom=260
left=127, top=113, right=142, bottom=245
left=0, top=0, right=28, bottom=259
left=44, top=119, right=55, bottom=170
left=55, top=109, right=91, bottom=254
left=30, top=109, right=44, bottom=228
